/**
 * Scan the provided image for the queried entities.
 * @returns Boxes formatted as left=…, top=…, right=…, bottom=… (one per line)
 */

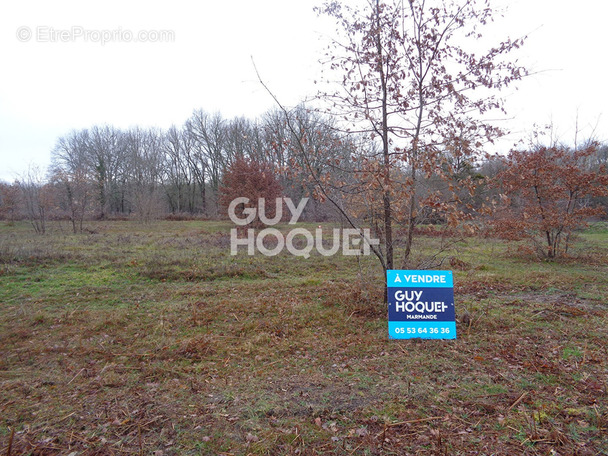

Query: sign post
left=387, top=270, right=457, bottom=340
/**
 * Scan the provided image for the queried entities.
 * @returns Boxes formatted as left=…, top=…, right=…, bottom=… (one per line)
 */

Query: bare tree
left=51, top=130, right=92, bottom=232
left=162, top=125, right=196, bottom=213
left=88, top=125, right=125, bottom=218
left=17, top=165, right=52, bottom=234
left=269, top=106, right=358, bottom=220
left=124, top=127, right=165, bottom=222
left=185, top=110, right=228, bottom=215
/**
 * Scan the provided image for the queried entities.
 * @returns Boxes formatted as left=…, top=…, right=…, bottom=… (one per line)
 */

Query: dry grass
left=0, top=220, right=607, bottom=455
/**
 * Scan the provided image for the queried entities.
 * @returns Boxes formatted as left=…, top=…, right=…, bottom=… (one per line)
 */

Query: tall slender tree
left=297, top=0, right=527, bottom=274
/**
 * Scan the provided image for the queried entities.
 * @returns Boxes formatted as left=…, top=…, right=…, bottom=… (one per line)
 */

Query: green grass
left=0, top=220, right=607, bottom=455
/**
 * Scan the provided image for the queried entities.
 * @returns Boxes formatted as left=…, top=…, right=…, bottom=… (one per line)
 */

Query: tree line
left=0, top=107, right=359, bottom=231
left=1, top=103, right=606, bottom=263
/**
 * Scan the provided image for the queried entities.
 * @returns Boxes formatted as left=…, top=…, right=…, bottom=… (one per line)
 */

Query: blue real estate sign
left=387, top=270, right=457, bottom=339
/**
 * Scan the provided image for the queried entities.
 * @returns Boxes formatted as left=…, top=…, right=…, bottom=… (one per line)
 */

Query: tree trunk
left=376, top=0, right=393, bottom=275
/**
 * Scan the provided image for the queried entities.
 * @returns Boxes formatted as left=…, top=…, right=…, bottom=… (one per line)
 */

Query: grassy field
left=0, top=220, right=607, bottom=455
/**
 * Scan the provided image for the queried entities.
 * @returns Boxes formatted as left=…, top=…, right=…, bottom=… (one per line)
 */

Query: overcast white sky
left=1, top=0, right=607, bottom=182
